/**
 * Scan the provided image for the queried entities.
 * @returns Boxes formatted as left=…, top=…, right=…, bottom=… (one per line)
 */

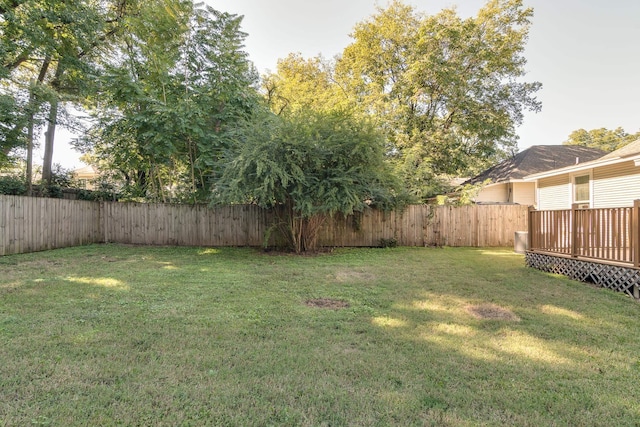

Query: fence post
left=633, top=200, right=640, bottom=268
left=571, top=203, right=579, bottom=258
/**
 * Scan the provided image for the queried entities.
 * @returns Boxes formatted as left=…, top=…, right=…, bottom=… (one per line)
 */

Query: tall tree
left=0, top=0, right=136, bottom=182
left=82, top=4, right=259, bottom=202
left=336, top=0, right=541, bottom=199
left=563, top=127, right=640, bottom=152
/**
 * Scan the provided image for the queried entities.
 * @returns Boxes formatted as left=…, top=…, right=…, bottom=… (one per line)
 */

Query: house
left=524, top=139, right=640, bottom=209
left=72, top=165, right=99, bottom=190
left=465, top=145, right=606, bottom=206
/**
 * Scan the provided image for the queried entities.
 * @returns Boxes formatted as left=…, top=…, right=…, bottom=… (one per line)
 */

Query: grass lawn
left=1, top=245, right=640, bottom=426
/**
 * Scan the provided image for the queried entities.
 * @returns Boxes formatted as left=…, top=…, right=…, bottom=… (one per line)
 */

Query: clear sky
left=50, top=0, right=640, bottom=169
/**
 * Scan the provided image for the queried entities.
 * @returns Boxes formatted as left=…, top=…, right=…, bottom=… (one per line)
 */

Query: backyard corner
left=2, top=245, right=640, bottom=426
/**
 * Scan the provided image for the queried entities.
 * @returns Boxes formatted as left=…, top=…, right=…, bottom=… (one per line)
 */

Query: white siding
left=475, top=183, right=509, bottom=203
left=592, top=161, right=640, bottom=207
left=538, top=175, right=570, bottom=210
left=511, top=182, right=536, bottom=206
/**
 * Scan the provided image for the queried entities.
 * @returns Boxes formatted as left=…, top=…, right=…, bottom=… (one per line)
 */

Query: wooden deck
left=528, top=202, right=640, bottom=268
left=526, top=201, right=640, bottom=298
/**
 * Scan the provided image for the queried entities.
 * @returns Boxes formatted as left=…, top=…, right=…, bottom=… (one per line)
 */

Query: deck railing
left=528, top=200, right=640, bottom=267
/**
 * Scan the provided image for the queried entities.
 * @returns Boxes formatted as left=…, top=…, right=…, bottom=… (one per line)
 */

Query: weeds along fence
left=0, top=195, right=529, bottom=256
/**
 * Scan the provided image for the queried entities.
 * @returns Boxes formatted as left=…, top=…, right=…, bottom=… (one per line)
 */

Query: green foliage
left=378, top=237, right=398, bottom=248
left=46, top=164, right=72, bottom=188
left=0, top=93, right=25, bottom=164
left=436, top=179, right=492, bottom=206
left=0, top=0, right=131, bottom=176
left=335, top=0, right=541, bottom=200
left=263, top=53, right=350, bottom=115
left=0, top=164, right=78, bottom=197
left=215, top=109, right=404, bottom=252
left=75, top=187, right=119, bottom=202
left=81, top=3, right=260, bottom=202
left=563, top=127, right=640, bottom=152
left=0, top=174, right=26, bottom=195
left=32, top=164, right=72, bottom=198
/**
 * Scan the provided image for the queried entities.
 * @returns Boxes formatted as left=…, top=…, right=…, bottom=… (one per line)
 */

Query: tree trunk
left=41, top=64, right=64, bottom=185
left=26, top=117, right=34, bottom=195
left=41, top=98, right=58, bottom=185
left=26, top=57, right=52, bottom=194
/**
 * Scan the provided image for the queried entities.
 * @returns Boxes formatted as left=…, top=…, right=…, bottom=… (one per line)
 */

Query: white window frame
left=570, top=170, right=593, bottom=208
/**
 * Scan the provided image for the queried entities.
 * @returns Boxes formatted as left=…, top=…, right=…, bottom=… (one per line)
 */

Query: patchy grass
left=1, top=245, right=640, bottom=426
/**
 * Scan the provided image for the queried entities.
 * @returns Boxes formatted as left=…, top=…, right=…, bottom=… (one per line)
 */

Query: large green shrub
left=0, top=175, right=26, bottom=195
left=215, top=109, right=405, bottom=252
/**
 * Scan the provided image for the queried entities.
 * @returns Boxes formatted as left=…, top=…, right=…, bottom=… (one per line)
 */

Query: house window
left=573, top=174, right=590, bottom=206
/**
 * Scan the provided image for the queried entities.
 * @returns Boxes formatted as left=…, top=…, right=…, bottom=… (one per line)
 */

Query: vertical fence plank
left=1, top=196, right=533, bottom=255
left=0, top=196, right=9, bottom=255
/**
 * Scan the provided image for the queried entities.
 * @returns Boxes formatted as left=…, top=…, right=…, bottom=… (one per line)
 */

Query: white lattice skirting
left=526, top=251, right=640, bottom=299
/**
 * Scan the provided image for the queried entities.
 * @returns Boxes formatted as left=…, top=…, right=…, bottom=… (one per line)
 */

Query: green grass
left=1, top=245, right=640, bottom=426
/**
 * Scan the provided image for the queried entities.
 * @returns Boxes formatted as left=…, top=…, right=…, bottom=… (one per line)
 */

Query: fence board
left=1, top=195, right=529, bottom=256
left=0, top=196, right=102, bottom=255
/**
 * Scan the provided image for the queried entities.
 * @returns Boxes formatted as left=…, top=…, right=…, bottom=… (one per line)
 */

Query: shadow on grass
left=2, top=245, right=640, bottom=425
left=356, top=249, right=640, bottom=424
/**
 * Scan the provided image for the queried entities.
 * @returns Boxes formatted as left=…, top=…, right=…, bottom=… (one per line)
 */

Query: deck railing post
left=633, top=200, right=640, bottom=268
left=527, top=206, right=535, bottom=251
left=571, top=203, right=579, bottom=258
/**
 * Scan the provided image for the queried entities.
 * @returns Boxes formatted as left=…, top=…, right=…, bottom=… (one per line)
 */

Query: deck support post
left=633, top=200, right=640, bottom=269
left=571, top=203, right=579, bottom=258
left=527, top=206, right=535, bottom=251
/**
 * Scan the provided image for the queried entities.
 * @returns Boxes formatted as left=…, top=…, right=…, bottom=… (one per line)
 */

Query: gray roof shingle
left=466, top=145, right=607, bottom=185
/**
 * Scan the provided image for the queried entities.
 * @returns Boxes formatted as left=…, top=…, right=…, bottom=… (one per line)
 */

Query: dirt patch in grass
left=467, top=304, right=520, bottom=321
left=305, top=298, right=350, bottom=309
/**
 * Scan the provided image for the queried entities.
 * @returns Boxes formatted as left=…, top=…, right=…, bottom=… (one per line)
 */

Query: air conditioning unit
left=576, top=203, right=590, bottom=209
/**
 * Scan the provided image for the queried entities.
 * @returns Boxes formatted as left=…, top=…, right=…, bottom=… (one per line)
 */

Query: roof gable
left=599, top=138, right=640, bottom=160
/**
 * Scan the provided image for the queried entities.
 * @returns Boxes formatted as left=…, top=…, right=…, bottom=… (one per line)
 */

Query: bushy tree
left=214, top=109, right=403, bottom=253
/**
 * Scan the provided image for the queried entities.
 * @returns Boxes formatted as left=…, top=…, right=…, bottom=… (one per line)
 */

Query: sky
left=48, top=0, right=640, bottom=170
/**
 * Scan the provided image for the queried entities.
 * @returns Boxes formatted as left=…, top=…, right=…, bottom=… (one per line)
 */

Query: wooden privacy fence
left=0, top=196, right=102, bottom=256
left=1, top=195, right=529, bottom=256
left=528, top=201, right=640, bottom=267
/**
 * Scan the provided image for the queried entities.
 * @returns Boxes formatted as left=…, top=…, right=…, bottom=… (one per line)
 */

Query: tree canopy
left=563, top=127, right=640, bottom=152
left=262, top=53, right=349, bottom=116
left=78, top=3, right=260, bottom=202
left=0, top=0, right=136, bottom=180
left=259, top=1, right=541, bottom=200
left=1, top=0, right=258, bottom=199
left=2, top=0, right=544, bottom=213
left=335, top=0, right=541, bottom=199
